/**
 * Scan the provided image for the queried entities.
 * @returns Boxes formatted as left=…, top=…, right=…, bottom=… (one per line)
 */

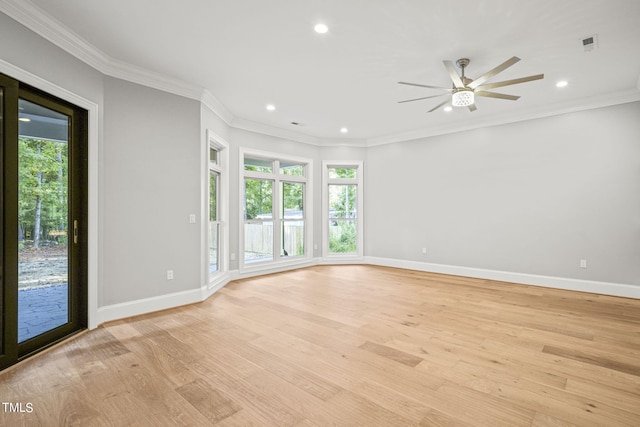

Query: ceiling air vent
left=582, top=34, right=598, bottom=52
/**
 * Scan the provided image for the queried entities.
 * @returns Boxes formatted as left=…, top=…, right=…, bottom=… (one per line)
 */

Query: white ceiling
left=6, top=0, right=640, bottom=145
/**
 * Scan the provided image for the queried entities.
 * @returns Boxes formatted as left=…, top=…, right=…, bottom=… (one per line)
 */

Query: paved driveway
left=18, top=284, right=68, bottom=342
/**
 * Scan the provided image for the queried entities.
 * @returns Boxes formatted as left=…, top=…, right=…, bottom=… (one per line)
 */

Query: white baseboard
left=97, top=288, right=203, bottom=325
left=318, top=256, right=366, bottom=265
left=233, top=258, right=318, bottom=280
left=365, top=256, right=640, bottom=299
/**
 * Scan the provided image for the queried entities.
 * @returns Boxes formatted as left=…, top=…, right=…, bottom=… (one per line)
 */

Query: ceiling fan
left=398, top=56, right=543, bottom=112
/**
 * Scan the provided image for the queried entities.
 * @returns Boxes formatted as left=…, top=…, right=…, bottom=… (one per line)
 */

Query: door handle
left=73, top=220, right=78, bottom=244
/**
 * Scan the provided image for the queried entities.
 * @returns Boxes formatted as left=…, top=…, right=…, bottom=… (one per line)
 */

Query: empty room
left=1, top=0, right=639, bottom=425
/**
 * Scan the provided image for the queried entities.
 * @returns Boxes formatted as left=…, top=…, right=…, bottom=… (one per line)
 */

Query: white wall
left=366, top=101, right=640, bottom=287
left=102, top=77, right=202, bottom=305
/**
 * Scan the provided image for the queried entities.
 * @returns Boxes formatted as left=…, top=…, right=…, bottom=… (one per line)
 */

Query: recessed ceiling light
left=266, top=104, right=276, bottom=111
left=556, top=81, right=568, bottom=88
left=19, top=117, right=31, bottom=122
left=340, top=127, right=348, bottom=133
left=444, top=106, right=453, bottom=112
left=314, top=23, right=329, bottom=34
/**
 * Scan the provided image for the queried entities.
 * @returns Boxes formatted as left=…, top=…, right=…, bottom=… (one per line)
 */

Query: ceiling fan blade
left=443, top=60, right=464, bottom=88
left=468, top=56, right=521, bottom=89
left=398, top=94, right=448, bottom=104
left=475, top=91, right=520, bottom=101
left=475, top=74, right=544, bottom=91
left=468, top=103, right=478, bottom=112
left=428, top=99, right=450, bottom=113
left=398, top=81, right=452, bottom=91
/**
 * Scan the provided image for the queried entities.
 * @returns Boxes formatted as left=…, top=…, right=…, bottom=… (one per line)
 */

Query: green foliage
left=329, top=221, right=357, bottom=253
left=280, top=164, right=304, bottom=176
left=329, top=184, right=356, bottom=218
left=282, top=182, right=303, bottom=215
left=329, top=167, right=356, bottom=179
left=244, top=178, right=273, bottom=219
left=18, top=137, right=68, bottom=247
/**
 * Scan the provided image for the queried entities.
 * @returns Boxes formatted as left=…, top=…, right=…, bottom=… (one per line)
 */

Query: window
left=206, top=131, right=228, bottom=285
left=323, top=161, right=363, bottom=258
left=241, top=149, right=312, bottom=269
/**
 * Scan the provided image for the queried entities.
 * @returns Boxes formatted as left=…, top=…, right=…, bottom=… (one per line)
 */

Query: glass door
left=1, top=74, right=87, bottom=370
left=17, top=98, right=71, bottom=342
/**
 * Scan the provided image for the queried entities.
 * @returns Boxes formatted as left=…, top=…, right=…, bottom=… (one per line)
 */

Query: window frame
left=205, top=130, right=228, bottom=289
left=240, top=148, right=313, bottom=273
left=322, top=160, right=364, bottom=260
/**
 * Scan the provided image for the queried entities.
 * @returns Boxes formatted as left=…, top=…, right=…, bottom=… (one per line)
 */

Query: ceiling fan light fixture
left=314, top=23, right=328, bottom=34
left=451, top=89, right=474, bottom=107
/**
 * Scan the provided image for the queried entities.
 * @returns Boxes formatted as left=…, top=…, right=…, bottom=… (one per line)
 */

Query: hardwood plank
left=324, top=389, right=414, bottom=426
left=437, top=359, right=640, bottom=426
left=359, top=340, right=424, bottom=367
left=175, top=378, right=241, bottom=424
left=420, top=408, right=475, bottom=426
left=531, top=412, right=579, bottom=427
left=543, top=345, right=640, bottom=377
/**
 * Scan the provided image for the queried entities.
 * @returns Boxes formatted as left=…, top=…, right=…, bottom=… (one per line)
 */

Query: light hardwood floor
left=1, top=265, right=640, bottom=426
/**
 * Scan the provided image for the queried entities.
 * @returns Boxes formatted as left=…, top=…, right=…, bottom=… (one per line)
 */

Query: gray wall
left=102, top=77, right=202, bottom=305
left=366, top=101, right=640, bottom=286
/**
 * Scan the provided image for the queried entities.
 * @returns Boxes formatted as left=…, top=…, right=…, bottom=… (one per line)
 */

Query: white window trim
left=322, top=160, right=364, bottom=260
left=204, top=129, right=229, bottom=290
left=239, top=147, right=313, bottom=273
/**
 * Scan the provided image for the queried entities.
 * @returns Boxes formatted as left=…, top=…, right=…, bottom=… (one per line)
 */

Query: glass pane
left=18, top=98, right=70, bottom=342
left=244, top=222, right=273, bottom=262
left=280, top=162, right=304, bottom=176
left=209, top=222, right=219, bottom=274
left=329, top=184, right=357, bottom=219
left=209, top=147, right=218, bottom=164
left=244, top=178, right=273, bottom=220
left=282, top=182, right=303, bottom=220
left=209, top=171, right=218, bottom=222
left=282, top=220, right=305, bottom=257
left=329, top=220, right=357, bottom=254
left=329, top=167, right=356, bottom=179
left=244, top=157, right=273, bottom=173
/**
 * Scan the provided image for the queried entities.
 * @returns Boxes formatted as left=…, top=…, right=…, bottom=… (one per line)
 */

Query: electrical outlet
left=422, top=247, right=427, bottom=254
left=167, top=270, right=174, bottom=280
left=230, top=253, right=236, bottom=261
left=580, top=259, right=587, bottom=269
left=189, top=214, right=196, bottom=224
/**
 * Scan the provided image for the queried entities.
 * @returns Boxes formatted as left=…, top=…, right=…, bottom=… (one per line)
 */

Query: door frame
left=0, top=60, right=99, bottom=332
left=14, top=85, right=88, bottom=359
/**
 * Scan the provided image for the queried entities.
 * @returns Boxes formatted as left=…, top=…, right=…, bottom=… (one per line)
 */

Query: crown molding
left=201, top=89, right=235, bottom=126
left=231, top=117, right=322, bottom=146
left=230, top=117, right=368, bottom=147
left=367, top=88, right=640, bottom=147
